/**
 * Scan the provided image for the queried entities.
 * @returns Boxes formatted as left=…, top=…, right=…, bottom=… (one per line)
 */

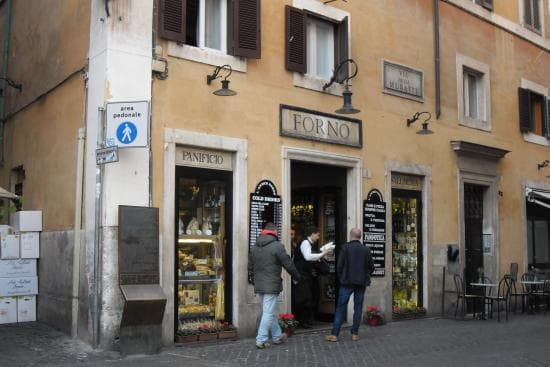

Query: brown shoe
left=325, top=335, right=338, bottom=342
left=351, top=334, right=360, bottom=341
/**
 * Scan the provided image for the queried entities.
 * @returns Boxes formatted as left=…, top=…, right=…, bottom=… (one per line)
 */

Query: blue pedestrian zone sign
left=105, top=101, right=149, bottom=148
left=116, top=122, right=138, bottom=144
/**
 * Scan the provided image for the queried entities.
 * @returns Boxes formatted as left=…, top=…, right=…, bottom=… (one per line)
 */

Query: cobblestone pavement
left=1, top=314, right=549, bottom=366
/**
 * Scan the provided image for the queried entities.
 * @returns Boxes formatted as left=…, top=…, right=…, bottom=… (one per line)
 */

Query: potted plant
left=278, top=313, right=298, bottom=337
left=218, top=321, right=238, bottom=339
left=365, top=305, right=385, bottom=326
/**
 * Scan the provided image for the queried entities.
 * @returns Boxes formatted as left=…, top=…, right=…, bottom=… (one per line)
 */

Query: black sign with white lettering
left=248, top=180, right=282, bottom=283
left=363, top=189, right=386, bottom=277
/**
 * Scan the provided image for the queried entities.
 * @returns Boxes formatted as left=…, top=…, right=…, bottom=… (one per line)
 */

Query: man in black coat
left=326, top=227, right=374, bottom=342
left=248, top=222, right=301, bottom=348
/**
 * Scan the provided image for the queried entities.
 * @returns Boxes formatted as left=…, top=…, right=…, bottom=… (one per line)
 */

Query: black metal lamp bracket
left=322, top=58, right=358, bottom=91
left=206, top=65, right=233, bottom=85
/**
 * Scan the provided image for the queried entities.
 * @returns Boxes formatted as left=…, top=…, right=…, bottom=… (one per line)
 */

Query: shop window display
left=392, top=194, right=422, bottom=311
left=176, top=174, right=230, bottom=336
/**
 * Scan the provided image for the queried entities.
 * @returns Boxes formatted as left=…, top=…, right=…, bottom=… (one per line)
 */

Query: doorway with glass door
left=290, top=161, right=347, bottom=326
left=464, top=183, right=486, bottom=305
left=391, top=189, right=423, bottom=316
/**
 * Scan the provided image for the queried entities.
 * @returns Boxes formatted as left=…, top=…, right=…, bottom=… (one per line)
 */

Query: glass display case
left=392, top=194, right=422, bottom=309
left=176, top=175, right=228, bottom=333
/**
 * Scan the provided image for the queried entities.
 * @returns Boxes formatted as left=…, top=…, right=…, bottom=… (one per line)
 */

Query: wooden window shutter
left=518, top=88, right=532, bottom=133
left=336, top=16, right=349, bottom=82
left=159, top=0, right=186, bottom=43
left=285, top=5, right=307, bottom=73
left=229, top=0, right=261, bottom=59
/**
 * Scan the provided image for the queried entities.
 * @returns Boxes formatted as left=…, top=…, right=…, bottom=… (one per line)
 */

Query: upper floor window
left=456, top=54, right=491, bottom=131
left=285, top=5, right=348, bottom=83
left=523, top=0, right=541, bottom=33
left=159, top=0, right=261, bottom=58
left=307, top=16, right=335, bottom=80
left=463, top=68, right=485, bottom=120
left=184, top=0, right=226, bottom=52
left=518, top=88, right=549, bottom=137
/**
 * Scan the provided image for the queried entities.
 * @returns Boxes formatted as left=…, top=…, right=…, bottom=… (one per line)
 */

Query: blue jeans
left=331, top=286, right=366, bottom=336
left=256, top=293, right=283, bottom=344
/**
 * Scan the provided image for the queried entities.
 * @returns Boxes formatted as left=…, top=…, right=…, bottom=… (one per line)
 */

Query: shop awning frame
left=0, top=186, right=18, bottom=200
left=526, top=188, right=550, bottom=209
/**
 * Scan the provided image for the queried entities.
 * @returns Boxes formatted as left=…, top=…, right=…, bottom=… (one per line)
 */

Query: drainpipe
left=72, top=127, right=86, bottom=337
left=0, top=0, right=13, bottom=160
left=434, top=0, right=441, bottom=119
left=92, top=107, right=105, bottom=348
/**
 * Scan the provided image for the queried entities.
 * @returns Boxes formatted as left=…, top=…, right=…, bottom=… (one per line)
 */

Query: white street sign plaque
left=105, top=101, right=149, bottom=148
left=96, top=146, right=119, bottom=165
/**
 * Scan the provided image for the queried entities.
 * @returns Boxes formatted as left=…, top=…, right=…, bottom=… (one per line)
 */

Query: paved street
left=1, top=314, right=549, bottom=367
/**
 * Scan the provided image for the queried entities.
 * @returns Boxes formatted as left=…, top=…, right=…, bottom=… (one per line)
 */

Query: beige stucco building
left=0, top=0, right=549, bottom=349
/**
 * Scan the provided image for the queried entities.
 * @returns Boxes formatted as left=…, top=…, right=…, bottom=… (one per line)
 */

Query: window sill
left=458, top=116, right=491, bottom=132
left=167, top=42, right=247, bottom=73
left=523, top=132, right=550, bottom=147
left=293, top=73, right=344, bottom=96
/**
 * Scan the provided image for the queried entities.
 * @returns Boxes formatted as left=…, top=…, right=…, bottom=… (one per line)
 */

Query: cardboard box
left=11, top=211, right=42, bottom=232
left=0, top=259, right=37, bottom=278
left=1, top=234, right=20, bottom=259
left=0, top=277, right=38, bottom=297
left=17, top=295, right=36, bottom=322
left=20, top=232, right=39, bottom=259
left=0, top=297, right=17, bottom=324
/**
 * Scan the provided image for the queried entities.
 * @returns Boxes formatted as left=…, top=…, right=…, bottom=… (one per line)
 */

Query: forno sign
left=280, top=105, right=362, bottom=148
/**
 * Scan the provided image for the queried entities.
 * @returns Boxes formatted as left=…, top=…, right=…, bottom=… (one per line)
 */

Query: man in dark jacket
left=326, top=227, right=374, bottom=342
left=248, top=222, right=301, bottom=348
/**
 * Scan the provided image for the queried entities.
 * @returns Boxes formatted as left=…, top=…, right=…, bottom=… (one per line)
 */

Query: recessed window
left=523, top=0, right=541, bottom=33
left=285, top=5, right=348, bottom=85
left=518, top=88, right=548, bottom=137
left=159, top=0, right=261, bottom=59
left=306, top=17, right=335, bottom=80
left=463, top=68, right=484, bottom=120
left=179, top=0, right=227, bottom=52
left=456, top=54, right=491, bottom=131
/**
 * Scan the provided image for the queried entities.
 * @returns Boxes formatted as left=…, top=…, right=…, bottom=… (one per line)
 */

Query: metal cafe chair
left=453, top=274, right=482, bottom=319
left=486, top=275, right=512, bottom=322
left=509, top=264, right=529, bottom=313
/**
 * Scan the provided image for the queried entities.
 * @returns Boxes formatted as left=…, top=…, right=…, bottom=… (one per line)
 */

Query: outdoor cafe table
left=520, top=280, right=546, bottom=313
left=470, top=283, right=498, bottom=319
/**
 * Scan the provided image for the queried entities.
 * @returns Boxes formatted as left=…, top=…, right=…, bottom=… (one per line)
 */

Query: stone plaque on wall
left=383, top=60, right=424, bottom=101
left=280, top=105, right=362, bottom=148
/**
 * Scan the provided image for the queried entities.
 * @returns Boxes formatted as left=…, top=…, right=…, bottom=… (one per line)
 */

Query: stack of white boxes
left=0, top=211, right=41, bottom=324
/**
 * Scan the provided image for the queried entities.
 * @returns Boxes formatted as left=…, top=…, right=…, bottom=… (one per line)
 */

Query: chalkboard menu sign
left=248, top=180, right=282, bottom=283
left=118, top=206, right=160, bottom=285
left=363, top=189, right=386, bottom=277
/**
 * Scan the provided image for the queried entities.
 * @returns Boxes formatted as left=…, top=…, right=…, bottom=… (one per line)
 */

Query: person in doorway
left=248, top=222, right=301, bottom=349
left=325, top=227, right=374, bottom=342
left=294, top=227, right=330, bottom=328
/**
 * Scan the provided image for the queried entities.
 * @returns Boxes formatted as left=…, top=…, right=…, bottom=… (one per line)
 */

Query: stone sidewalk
left=1, top=314, right=549, bottom=366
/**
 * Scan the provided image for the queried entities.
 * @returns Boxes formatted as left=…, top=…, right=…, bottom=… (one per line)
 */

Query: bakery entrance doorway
left=290, top=161, right=347, bottom=329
